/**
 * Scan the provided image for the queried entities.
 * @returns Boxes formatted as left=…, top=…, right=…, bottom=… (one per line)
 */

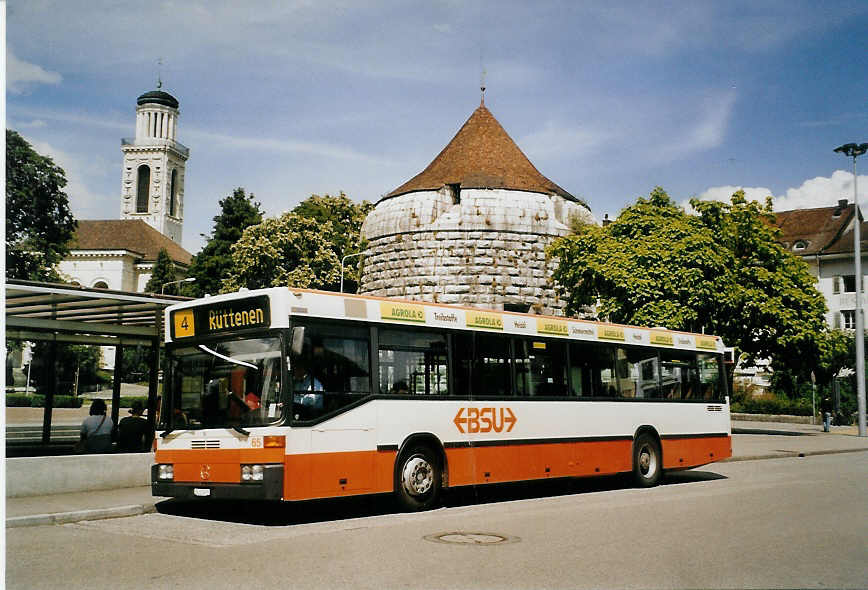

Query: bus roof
left=164, top=287, right=725, bottom=353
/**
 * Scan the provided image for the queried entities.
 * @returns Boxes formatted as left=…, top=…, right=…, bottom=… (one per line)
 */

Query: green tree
left=144, top=248, right=179, bottom=294
left=549, top=188, right=827, bottom=379
left=224, top=213, right=341, bottom=291
left=5, top=129, right=77, bottom=281
left=31, top=343, right=103, bottom=396
left=292, top=192, right=373, bottom=293
left=185, top=187, right=263, bottom=297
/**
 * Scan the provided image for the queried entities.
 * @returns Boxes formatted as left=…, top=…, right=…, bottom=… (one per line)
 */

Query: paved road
left=7, top=452, right=867, bottom=589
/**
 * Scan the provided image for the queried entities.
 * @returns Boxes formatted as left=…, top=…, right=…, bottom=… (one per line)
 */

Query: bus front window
left=167, top=336, right=283, bottom=429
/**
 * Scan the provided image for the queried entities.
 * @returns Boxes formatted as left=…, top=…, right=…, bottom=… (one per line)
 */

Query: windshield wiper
left=198, top=345, right=258, bottom=369
left=231, top=425, right=250, bottom=436
left=160, top=428, right=174, bottom=438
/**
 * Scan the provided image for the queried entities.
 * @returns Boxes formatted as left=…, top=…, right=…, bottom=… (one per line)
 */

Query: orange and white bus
left=152, top=288, right=731, bottom=510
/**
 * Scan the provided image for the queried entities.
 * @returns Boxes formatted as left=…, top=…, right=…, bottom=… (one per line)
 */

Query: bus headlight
left=158, top=464, right=174, bottom=480
left=241, top=464, right=264, bottom=482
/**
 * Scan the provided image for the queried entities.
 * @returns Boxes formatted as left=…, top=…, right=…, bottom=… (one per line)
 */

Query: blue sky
left=6, top=0, right=868, bottom=254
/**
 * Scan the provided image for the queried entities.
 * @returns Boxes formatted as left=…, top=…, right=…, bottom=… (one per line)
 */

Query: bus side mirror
left=291, top=327, right=305, bottom=356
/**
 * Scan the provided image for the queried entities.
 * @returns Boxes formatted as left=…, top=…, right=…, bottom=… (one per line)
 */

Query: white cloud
left=17, top=119, right=47, bottom=129
left=184, top=128, right=396, bottom=165
left=6, top=51, right=62, bottom=93
left=689, top=171, right=868, bottom=212
left=521, top=121, right=612, bottom=161
left=25, top=137, right=114, bottom=219
left=683, top=185, right=773, bottom=212
left=650, top=91, right=737, bottom=165
left=773, top=170, right=868, bottom=211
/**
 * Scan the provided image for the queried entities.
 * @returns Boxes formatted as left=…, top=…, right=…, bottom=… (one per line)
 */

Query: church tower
left=120, top=85, right=189, bottom=244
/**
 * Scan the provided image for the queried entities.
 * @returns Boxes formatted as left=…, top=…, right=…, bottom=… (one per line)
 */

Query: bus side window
left=516, top=338, right=567, bottom=397
left=697, top=353, right=721, bottom=400
left=472, top=333, right=512, bottom=396
left=378, top=328, right=448, bottom=396
left=452, top=331, right=473, bottom=397
left=569, top=341, right=613, bottom=397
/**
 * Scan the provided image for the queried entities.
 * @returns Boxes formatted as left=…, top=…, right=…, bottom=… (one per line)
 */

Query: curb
left=6, top=502, right=158, bottom=529
left=723, top=447, right=868, bottom=463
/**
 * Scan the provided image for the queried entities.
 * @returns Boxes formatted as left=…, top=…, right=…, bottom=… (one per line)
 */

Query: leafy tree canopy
left=144, top=248, right=179, bottom=294
left=224, top=213, right=341, bottom=291
left=291, top=192, right=373, bottom=292
left=549, top=188, right=827, bottom=374
left=223, top=192, right=372, bottom=293
left=6, top=129, right=77, bottom=281
left=185, top=187, right=263, bottom=297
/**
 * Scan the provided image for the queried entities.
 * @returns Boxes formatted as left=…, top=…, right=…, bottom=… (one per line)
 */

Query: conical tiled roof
left=384, top=104, right=578, bottom=202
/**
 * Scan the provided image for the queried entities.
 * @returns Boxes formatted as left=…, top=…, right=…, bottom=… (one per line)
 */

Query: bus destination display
left=172, top=295, right=270, bottom=339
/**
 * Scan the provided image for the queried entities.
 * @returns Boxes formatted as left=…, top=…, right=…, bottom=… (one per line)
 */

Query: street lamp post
left=834, top=142, right=868, bottom=437
left=340, top=252, right=364, bottom=294
left=161, top=277, right=196, bottom=295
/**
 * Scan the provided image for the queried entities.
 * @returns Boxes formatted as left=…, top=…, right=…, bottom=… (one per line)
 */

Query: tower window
left=448, top=183, right=461, bottom=205
left=169, top=169, right=177, bottom=217
left=136, top=165, right=150, bottom=213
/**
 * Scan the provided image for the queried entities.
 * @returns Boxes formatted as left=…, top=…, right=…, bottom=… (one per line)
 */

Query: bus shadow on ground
left=154, top=470, right=727, bottom=526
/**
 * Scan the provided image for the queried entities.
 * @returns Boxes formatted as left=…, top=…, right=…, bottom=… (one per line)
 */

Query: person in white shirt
left=79, top=399, right=114, bottom=453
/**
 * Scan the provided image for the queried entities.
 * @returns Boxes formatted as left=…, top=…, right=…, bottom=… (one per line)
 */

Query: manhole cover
left=424, top=532, right=520, bottom=546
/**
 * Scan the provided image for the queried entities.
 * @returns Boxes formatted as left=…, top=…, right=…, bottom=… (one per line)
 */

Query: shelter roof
left=384, top=104, right=580, bottom=203
left=5, top=279, right=189, bottom=343
left=70, top=220, right=192, bottom=265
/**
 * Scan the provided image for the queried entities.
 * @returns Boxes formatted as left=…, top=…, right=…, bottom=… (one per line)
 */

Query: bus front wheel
left=395, top=445, right=441, bottom=511
left=632, top=433, right=663, bottom=487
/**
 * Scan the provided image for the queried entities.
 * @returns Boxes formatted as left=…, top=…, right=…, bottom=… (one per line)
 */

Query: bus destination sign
left=172, top=295, right=271, bottom=339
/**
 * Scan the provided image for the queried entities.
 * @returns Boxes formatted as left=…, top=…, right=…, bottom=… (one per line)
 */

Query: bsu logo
left=453, top=407, right=516, bottom=434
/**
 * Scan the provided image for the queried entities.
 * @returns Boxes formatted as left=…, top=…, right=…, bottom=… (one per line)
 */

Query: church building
left=58, top=86, right=192, bottom=291
left=360, top=98, right=594, bottom=315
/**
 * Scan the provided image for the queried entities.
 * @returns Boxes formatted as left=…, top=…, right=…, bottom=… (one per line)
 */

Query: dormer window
left=793, top=240, right=808, bottom=251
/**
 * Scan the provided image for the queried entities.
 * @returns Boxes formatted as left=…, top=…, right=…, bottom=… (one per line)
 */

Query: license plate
left=193, top=488, right=211, bottom=497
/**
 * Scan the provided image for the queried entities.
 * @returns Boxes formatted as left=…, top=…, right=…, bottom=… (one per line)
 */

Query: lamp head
left=834, top=143, right=868, bottom=157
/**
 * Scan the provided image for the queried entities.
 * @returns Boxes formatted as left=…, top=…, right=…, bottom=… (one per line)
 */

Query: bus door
left=465, top=332, right=518, bottom=485
left=288, top=321, right=376, bottom=498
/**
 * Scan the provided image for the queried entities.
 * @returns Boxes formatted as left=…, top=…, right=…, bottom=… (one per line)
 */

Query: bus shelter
left=4, top=279, right=188, bottom=452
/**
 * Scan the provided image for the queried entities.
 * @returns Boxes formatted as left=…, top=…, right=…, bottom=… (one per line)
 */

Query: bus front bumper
left=151, top=464, right=284, bottom=500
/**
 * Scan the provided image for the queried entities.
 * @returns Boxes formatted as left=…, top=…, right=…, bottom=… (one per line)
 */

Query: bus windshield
left=167, top=336, right=283, bottom=429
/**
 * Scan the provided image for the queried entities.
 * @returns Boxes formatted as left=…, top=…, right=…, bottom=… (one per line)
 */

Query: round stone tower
left=359, top=101, right=593, bottom=315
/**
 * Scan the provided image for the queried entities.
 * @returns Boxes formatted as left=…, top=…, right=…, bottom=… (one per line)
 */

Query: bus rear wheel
left=632, top=432, right=663, bottom=487
left=395, top=445, right=441, bottom=511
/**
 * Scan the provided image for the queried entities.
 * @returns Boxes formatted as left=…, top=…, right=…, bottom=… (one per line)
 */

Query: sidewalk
left=6, top=421, right=868, bottom=528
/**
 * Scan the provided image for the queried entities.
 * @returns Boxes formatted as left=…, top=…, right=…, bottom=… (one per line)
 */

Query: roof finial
left=480, top=66, right=487, bottom=106
left=156, top=57, right=163, bottom=89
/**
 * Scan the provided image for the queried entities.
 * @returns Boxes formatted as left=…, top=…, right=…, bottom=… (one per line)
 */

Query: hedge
left=27, top=395, right=84, bottom=408
left=6, top=394, right=32, bottom=407
left=118, top=396, right=149, bottom=408
left=731, top=396, right=813, bottom=416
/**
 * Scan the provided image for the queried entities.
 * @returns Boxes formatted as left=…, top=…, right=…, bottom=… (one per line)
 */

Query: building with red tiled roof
left=59, top=219, right=192, bottom=291
left=360, top=99, right=593, bottom=315
left=772, top=199, right=868, bottom=329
